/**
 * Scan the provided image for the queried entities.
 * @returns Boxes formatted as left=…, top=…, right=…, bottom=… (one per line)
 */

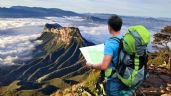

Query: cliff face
left=44, top=26, right=82, bottom=46
left=0, top=23, right=94, bottom=96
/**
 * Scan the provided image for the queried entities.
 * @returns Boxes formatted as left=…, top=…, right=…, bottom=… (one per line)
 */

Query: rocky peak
left=43, top=23, right=84, bottom=45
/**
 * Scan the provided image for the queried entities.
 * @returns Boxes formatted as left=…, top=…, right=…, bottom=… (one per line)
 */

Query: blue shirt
left=104, top=35, right=125, bottom=96
left=104, top=35, right=123, bottom=70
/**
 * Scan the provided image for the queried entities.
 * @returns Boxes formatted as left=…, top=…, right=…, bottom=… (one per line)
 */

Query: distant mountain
left=0, top=6, right=81, bottom=18
left=0, top=6, right=106, bottom=23
left=0, top=23, right=94, bottom=95
left=86, top=13, right=171, bottom=30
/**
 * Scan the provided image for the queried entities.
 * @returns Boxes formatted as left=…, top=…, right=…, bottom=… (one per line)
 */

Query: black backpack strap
left=111, top=37, right=122, bottom=65
left=144, top=51, right=148, bottom=80
left=108, top=37, right=123, bottom=78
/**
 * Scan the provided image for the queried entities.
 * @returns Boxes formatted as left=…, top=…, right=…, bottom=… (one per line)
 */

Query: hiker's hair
left=108, top=15, right=122, bottom=32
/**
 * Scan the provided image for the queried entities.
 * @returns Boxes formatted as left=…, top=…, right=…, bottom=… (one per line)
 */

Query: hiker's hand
left=85, top=62, right=93, bottom=68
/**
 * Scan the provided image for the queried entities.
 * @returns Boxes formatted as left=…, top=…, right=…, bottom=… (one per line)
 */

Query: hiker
left=86, top=15, right=150, bottom=96
left=86, top=15, right=126, bottom=96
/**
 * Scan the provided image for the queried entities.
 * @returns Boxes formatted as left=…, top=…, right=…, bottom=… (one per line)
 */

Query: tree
left=152, top=26, right=171, bottom=70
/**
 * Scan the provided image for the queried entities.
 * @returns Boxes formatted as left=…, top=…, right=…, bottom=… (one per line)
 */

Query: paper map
left=80, top=44, right=104, bottom=65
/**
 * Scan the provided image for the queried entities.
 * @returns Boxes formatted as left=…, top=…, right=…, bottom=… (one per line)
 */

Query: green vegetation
left=0, top=81, right=44, bottom=96
left=151, top=26, right=171, bottom=70
left=51, top=70, right=100, bottom=96
left=148, top=48, right=171, bottom=69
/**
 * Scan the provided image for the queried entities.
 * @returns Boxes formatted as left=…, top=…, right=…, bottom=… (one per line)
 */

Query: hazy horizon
left=0, top=0, right=170, bottom=18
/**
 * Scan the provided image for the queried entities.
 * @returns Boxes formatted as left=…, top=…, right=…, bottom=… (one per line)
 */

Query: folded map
left=80, top=44, right=104, bottom=65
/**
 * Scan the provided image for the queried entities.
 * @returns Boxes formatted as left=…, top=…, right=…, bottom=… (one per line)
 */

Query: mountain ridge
left=0, top=6, right=106, bottom=23
left=0, top=6, right=81, bottom=18
left=0, top=23, right=94, bottom=95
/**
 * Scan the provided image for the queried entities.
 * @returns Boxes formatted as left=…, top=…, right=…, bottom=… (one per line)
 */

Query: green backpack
left=105, top=25, right=150, bottom=87
left=118, top=25, right=150, bottom=87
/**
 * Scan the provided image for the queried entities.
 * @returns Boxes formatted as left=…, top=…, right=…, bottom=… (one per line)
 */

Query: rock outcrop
left=161, top=26, right=171, bottom=33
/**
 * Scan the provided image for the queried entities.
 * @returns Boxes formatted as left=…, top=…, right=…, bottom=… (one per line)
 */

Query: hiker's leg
left=106, top=78, right=124, bottom=96
left=106, top=80, right=114, bottom=96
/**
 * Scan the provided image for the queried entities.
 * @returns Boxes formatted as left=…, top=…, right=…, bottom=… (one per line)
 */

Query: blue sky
left=0, top=0, right=170, bottom=18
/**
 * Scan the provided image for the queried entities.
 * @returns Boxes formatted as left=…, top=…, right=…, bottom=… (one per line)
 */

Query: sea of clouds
left=0, top=18, right=52, bottom=65
left=0, top=16, right=170, bottom=65
left=0, top=17, right=104, bottom=65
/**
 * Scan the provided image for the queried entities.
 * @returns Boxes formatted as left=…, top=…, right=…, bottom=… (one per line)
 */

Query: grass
left=51, top=70, right=100, bottom=96
left=0, top=80, right=44, bottom=96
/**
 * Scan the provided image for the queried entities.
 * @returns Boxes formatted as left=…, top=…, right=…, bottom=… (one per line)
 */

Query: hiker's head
left=108, top=15, right=122, bottom=34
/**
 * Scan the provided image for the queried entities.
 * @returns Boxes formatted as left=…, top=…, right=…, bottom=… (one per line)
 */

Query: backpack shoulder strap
left=111, top=37, right=123, bottom=64
left=108, top=37, right=123, bottom=78
left=111, top=37, right=122, bottom=44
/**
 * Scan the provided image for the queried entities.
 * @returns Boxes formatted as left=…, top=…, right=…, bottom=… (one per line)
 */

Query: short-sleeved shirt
left=104, top=35, right=123, bottom=79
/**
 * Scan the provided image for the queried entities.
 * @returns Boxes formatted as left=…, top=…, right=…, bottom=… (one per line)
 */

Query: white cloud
left=0, top=18, right=46, bottom=65
left=3, top=56, right=18, bottom=64
left=0, top=33, right=43, bottom=65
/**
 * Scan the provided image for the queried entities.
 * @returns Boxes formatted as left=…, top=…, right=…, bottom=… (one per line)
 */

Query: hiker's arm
left=86, top=55, right=112, bottom=70
left=86, top=41, right=115, bottom=70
